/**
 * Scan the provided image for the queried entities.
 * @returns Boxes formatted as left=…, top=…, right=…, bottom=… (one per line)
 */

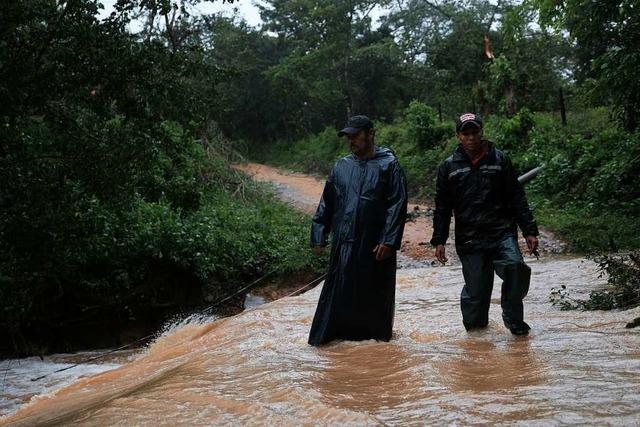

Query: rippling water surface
left=2, top=258, right=639, bottom=426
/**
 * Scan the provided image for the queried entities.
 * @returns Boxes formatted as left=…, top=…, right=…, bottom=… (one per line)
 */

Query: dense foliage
left=531, top=0, right=640, bottom=131
left=1, top=0, right=639, bottom=353
left=0, top=0, right=323, bottom=355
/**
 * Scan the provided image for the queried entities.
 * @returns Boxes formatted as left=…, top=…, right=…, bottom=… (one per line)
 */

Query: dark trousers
left=458, top=236, right=531, bottom=330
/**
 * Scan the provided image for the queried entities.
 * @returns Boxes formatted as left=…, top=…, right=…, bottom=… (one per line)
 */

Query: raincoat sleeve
left=310, top=169, right=336, bottom=247
left=430, top=162, right=452, bottom=246
left=503, top=156, right=539, bottom=237
left=380, top=160, right=408, bottom=250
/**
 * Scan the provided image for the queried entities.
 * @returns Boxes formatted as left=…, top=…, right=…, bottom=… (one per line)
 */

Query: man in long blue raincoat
left=308, top=115, right=408, bottom=346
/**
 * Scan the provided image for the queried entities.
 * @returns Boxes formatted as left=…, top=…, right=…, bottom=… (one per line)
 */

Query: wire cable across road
left=28, top=271, right=326, bottom=382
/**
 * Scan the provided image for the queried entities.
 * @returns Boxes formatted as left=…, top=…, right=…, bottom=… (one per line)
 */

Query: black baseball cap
left=455, top=113, right=483, bottom=132
left=337, top=115, right=373, bottom=137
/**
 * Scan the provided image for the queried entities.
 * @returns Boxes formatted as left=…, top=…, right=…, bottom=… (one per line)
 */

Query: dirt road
left=234, top=162, right=566, bottom=267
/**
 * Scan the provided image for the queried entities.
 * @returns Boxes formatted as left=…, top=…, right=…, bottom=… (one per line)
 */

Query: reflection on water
left=314, top=342, right=424, bottom=414
left=2, top=258, right=640, bottom=426
left=441, top=336, right=546, bottom=393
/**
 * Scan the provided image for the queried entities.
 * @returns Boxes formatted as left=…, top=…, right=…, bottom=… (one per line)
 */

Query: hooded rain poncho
left=308, top=146, right=408, bottom=346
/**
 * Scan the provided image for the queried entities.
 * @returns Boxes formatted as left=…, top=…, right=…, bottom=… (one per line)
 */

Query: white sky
left=98, top=0, right=270, bottom=28
left=98, top=0, right=384, bottom=30
left=196, top=0, right=265, bottom=27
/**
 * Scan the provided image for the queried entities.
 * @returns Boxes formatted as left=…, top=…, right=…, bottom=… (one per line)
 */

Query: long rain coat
left=308, top=146, right=408, bottom=346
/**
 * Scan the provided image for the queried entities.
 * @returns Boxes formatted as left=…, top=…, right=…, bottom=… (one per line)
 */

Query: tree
left=382, top=0, right=571, bottom=118
left=383, top=0, right=507, bottom=116
left=200, top=15, right=286, bottom=141
left=0, top=0, right=232, bottom=353
left=258, top=0, right=406, bottom=139
left=484, top=3, right=571, bottom=116
left=531, top=0, right=640, bottom=131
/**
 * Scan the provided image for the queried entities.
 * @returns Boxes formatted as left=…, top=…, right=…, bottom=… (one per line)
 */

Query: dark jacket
left=309, top=146, right=408, bottom=345
left=430, top=141, right=538, bottom=254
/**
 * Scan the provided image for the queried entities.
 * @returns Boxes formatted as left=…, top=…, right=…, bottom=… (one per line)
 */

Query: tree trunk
left=505, top=84, right=516, bottom=117
left=342, top=0, right=354, bottom=117
left=559, top=87, right=567, bottom=126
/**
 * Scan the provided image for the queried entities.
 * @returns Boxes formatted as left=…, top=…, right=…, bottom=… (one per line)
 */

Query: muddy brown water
left=2, top=163, right=638, bottom=425
left=2, top=259, right=639, bottom=425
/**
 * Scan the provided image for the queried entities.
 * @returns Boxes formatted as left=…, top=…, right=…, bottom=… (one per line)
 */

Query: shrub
left=248, top=126, right=345, bottom=176
left=485, top=107, right=535, bottom=154
left=0, top=116, right=324, bottom=355
left=550, top=251, right=640, bottom=310
left=403, top=101, right=450, bottom=150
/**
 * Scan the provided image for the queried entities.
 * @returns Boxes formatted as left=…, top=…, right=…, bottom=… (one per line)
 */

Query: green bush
left=485, top=107, right=535, bottom=155
left=403, top=101, right=450, bottom=150
left=0, top=152, right=324, bottom=355
left=510, top=112, right=640, bottom=250
left=248, top=126, right=346, bottom=176
left=0, top=2, right=329, bottom=355
left=550, top=251, right=640, bottom=310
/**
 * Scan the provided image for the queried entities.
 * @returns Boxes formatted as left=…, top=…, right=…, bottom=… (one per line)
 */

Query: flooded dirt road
left=3, top=259, right=639, bottom=425
left=2, top=162, right=638, bottom=425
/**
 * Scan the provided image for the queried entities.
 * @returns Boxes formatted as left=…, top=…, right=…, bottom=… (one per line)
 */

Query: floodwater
left=2, top=258, right=639, bottom=425
left=2, top=163, right=637, bottom=425
left=0, top=354, right=125, bottom=417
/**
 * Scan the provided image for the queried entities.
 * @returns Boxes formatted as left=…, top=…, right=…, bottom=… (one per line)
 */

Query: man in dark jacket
left=309, top=115, right=408, bottom=346
left=430, top=113, right=539, bottom=336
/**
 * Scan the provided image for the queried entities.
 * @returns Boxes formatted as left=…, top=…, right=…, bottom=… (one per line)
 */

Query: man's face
left=347, top=129, right=373, bottom=157
left=457, top=125, right=483, bottom=153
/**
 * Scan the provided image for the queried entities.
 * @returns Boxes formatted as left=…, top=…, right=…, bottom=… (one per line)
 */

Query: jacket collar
left=453, top=140, right=494, bottom=163
left=350, top=145, right=393, bottom=161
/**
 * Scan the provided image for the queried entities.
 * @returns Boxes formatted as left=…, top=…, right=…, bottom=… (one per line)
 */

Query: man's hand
left=435, top=244, right=448, bottom=265
left=373, top=244, right=394, bottom=261
left=313, top=246, right=325, bottom=256
left=525, top=235, right=539, bottom=256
